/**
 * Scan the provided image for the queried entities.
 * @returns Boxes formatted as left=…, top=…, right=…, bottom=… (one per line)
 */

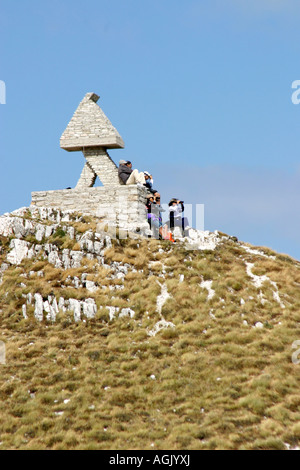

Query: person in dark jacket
left=118, top=160, right=146, bottom=185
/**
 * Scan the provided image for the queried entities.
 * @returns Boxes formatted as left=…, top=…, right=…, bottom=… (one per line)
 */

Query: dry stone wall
left=75, top=149, right=121, bottom=188
left=82, top=148, right=120, bottom=186
left=60, top=92, right=124, bottom=151
left=31, top=185, right=148, bottom=229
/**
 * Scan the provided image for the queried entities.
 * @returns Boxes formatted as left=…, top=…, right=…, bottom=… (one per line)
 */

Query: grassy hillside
left=0, top=208, right=300, bottom=450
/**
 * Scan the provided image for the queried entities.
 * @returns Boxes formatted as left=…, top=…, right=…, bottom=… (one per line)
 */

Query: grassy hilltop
left=0, top=207, right=300, bottom=450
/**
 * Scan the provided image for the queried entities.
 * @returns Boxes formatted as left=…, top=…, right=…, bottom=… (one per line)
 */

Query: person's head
left=154, top=192, right=161, bottom=203
left=169, top=198, right=178, bottom=207
left=146, top=194, right=155, bottom=204
left=144, top=171, right=151, bottom=180
left=119, top=159, right=127, bottom=166
left=126, top=161, right=132, bottom=168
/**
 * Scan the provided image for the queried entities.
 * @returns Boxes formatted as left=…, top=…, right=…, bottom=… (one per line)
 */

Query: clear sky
left=1, top=0, right=300, bottom=259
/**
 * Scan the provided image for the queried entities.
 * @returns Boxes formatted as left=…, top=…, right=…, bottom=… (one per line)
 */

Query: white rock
left=61, top=249, right=71, bottom=269
left=44, top=299, right=57, bottom=322
left=246, top=262, right=285, bottom=309
left=85, top=280, right=97, bottom=292
left=209, top=310, right=217, bottom=320
left=107, top=306, right=119, bottom=321
left=156, top=282, right=171, bottom=315
left=24, top=219, right=34, bottom=234
left=67, top=226, right=75, bottom=239
left=61, top=214, right=70, bottom=222
left=0, top=215, right=25, bottom=238
left=48, top=250, right=62, bottom=269
left=184, top=229, right=220, bottom=250
left=200, top=280, right=215, bottom=301
left=105, top=236, right=112, bottom=249
left=73, top=276, right=81, bottom=289
left=10, top=207, right=28, bottom=217
left=119, top=308, right=135, bottom=319
left=173, top=227, right=183, bottom=239
left=58, top=297, right=66, bottom=312
left=94, top=240, right=104, bottom=255
left=22, top=304, right=28, bottom=319
left=45, top=225, right=54, bottom=238
left=51, top=297, right=59, bottom=314
left=35, top=223, right=45, bottom=242
left=68, top=299, right=81, bottom=322
left=82, top=298, right=97, bottom=319
left=70, top=251, right=83, bottom=268
left=241, top=245, right=276, bottom=260
left=34, top=293, right=44, bottom=321
left=148, top=319, right=175, bottom=337
left=7, top=239, right=30, bottom=265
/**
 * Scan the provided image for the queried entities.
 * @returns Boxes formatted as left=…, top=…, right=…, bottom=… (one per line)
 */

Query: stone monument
left=31, top=93, right=148, bottom=229
left=60, top=92, right=124, bottom=188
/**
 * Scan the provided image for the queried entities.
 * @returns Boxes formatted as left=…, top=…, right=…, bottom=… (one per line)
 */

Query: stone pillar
left=75, top=162, right=97, bottom=189
left=83, top=147, right=120, bottom=186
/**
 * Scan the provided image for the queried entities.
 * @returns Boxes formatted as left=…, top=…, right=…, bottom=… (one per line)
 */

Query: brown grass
left=0, top=219, right=300, bottom=449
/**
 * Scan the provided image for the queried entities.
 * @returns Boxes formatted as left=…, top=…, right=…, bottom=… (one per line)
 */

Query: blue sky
left=1, top=0, right=300, bottom=259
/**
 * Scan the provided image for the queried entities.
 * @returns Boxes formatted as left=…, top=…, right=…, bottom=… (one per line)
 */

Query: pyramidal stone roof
left=60, top=92, right=125, bottom=151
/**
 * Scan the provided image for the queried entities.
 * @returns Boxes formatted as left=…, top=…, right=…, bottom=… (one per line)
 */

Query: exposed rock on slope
left=0, top=206, right=223, bottom=327
left=0, top=206, right=296, bottom=328
left=1, top=206, right=300, bottom=450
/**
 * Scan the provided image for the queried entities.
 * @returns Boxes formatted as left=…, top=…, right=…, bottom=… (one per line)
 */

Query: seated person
left=144, top=171, right=161, bottom=196
left=144, top=171, right=153, bottom=190
left=118, top=160, right=146, bottom=185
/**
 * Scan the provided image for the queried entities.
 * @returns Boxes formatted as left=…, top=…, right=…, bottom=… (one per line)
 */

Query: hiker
left=145, top=194, right=173, bottom=241
left=118, top=160, right=146, bottom=186
left=153, top=193, right=166, bottom=214
left=168, top=198, right=190, bottom=236
left=154, top=194, right=174, bottom=241
left=146, top=194, right=162, bottom=238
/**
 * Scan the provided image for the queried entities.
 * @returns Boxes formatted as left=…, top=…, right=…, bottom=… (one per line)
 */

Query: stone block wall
left=31, top=185, right=148, bottom=229
left=60, top=93, right=124, bottom=151
left=75, top=149, right=121, bottom=189
left=81, top=148, right=120, bottom=187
